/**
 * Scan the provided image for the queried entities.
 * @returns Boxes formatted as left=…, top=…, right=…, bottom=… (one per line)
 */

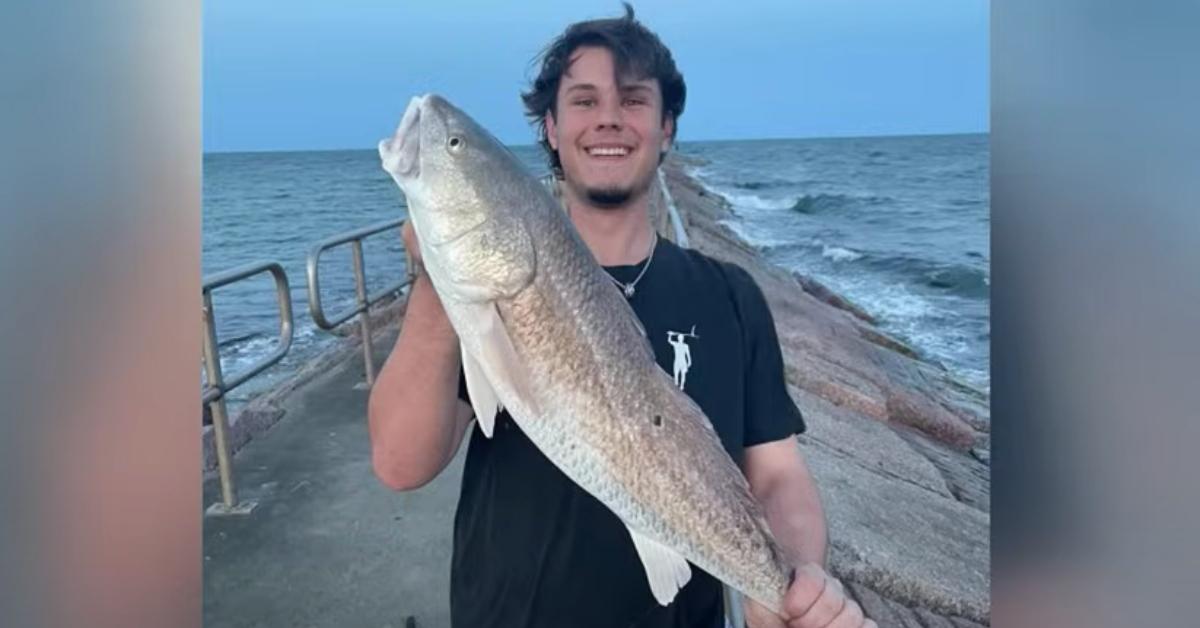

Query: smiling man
left=367, top=5, right=872, bottom=628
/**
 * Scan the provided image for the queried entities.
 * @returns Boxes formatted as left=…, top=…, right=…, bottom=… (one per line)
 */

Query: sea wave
left=866, top=255, right=991, bottom=298
left=708, top=186, right=891, bottom=215
left=731, top=179, right=793, bottom=191
left=718, top=190, right=799, bottom=211
left=821, top=245, right=863, bottom=262
left=716, top=218, right=791, bottom=249
left=791, top=193, right=875, bottom=214
left=925, top=265, right=990, bottom=295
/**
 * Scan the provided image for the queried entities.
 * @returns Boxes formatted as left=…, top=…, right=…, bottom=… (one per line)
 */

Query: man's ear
left=660, top=113, right=675, bottom=153
left=544, top=110, right=559, bottom=151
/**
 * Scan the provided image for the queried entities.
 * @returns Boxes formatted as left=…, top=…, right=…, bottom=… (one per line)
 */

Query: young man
left=368, top=6, right=873, bottom=628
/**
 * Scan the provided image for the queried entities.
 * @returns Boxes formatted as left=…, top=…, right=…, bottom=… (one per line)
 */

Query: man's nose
left=595, top=95, right=623, bottom=130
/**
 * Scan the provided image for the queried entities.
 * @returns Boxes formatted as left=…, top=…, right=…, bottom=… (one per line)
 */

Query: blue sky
left=204, top=1, right=988, bottom=152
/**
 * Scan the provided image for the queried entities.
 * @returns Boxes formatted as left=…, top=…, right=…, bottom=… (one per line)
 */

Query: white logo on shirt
left=666, top=326, right=699, bottom=390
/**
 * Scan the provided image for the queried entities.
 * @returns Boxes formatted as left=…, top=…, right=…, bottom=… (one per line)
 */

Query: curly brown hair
left=521, top=3, right=687, bottom=179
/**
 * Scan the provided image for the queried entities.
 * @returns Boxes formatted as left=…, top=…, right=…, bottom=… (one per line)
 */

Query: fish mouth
left=379, top=95, right=426, bottom=181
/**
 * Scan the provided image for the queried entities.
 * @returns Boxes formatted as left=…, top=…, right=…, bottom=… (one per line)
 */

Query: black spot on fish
left=652, top=414, right=663, bottom=427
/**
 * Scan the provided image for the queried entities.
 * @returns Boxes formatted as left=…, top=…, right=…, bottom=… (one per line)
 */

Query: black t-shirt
left=451, top=238, right=805, bottom=628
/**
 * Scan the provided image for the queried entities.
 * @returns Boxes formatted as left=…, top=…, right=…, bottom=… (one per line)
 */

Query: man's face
left=545, top=46, right=674, bottom=208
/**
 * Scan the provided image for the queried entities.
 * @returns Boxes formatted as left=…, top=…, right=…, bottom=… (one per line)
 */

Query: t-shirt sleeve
left=725, top=264, right=807, bottom=446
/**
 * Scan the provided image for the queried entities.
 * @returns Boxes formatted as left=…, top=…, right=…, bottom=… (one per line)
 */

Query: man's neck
left=562, top=189, right=656, bottom=267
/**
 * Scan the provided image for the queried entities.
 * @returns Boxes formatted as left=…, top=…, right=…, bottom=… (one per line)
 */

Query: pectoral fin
left=627, top=526, right=692, bottom=606
left=460, top=301, right=539, bottom=422
left=460, top=345, right=498, bottom=438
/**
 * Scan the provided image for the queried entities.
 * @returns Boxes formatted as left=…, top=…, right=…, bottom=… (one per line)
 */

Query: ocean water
left=678, top=134, right=989, bottom=392
left=203, top=134, right=988, bottom=407
left=202, top=147, right=549, bottom=407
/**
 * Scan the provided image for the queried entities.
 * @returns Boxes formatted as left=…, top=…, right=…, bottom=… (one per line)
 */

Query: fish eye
left=448, top=135, right=465, bottom=152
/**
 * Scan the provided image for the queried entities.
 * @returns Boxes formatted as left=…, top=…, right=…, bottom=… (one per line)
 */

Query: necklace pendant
left=623, top=284, right=636, bottom=298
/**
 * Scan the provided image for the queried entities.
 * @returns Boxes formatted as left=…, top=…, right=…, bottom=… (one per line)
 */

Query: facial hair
left=574, top=153, right=662, bottom=210
left=585, top=186, right=634, bottom=208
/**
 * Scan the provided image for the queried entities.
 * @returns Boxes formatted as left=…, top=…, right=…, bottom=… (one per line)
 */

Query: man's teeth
left=587, top=147, right=629, bottom=157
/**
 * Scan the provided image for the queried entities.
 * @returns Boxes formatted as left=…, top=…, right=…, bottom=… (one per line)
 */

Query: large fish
left=378, top=94, right=793, bottom=612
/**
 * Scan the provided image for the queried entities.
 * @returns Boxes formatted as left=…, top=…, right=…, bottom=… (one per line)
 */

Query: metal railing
left=306, top=218, right=413, bottom=387
left=202, top=260, right=294, bottom=516
left=658, top=168, right=690, bottom=248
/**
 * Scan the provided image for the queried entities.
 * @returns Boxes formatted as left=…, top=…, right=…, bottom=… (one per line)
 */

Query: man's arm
left=742, top=439, right=873, bottom=628
left=743, top=438, right=827, bottom=567
left=367, top=222, right=475, bottom=491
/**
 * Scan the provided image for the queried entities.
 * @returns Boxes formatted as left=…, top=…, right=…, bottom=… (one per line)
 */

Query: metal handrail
left=658, top=168, right=690, bottom=248
left=306, top=218, right=412, bottom=387
left=201, top=260, right=294, bottom=516
left=202, top=262, right=295, bottom=403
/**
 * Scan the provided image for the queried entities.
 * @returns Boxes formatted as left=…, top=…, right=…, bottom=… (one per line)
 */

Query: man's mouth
left=585, top=144, right=633, bottom=158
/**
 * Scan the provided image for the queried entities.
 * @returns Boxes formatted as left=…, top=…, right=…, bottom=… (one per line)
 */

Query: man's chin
left=583, top=186, right=635, bottom=208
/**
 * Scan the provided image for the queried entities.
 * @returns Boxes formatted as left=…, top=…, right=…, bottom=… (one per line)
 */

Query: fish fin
left=627, top=526, right=692, bottom=606
left=462, top=301, right=539, bottom=420
left=460, top=344, right=498, bottom=438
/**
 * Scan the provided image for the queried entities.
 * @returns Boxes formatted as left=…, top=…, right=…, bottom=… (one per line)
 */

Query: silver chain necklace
left=610, top=232, right=658, bottom=298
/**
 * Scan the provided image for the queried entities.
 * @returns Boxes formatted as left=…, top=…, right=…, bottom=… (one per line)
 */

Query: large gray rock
left=791, top=385, right=951, bottom=499
left=893, top=428, right=991, bottom=513
left=803, top=438, right=990, bottom=621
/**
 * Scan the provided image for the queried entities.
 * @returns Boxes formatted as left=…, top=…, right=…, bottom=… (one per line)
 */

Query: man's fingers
left=789, top=572, right=846, bottom=628
left=825, top=598, right=865, bottom=628
left=743, top=596, right=787, bottom=628
left=401, top=219, right=425, bottom=275
left=781, top=563, right=827, bottom=618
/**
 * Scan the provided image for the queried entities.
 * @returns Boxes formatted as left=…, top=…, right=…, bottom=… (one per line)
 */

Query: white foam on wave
left=821, top=245, right=863, bottom=263
left=856, top=283, right=935, bottom=321
left=216, top=322, right=325, bottom=375
left=685, top=170, right=798, bottom=213
left=717, top=218, right=790, bottom=249
left=804, top=272, right=988, bottom=392
left=719, top=189, right=797, bottom=212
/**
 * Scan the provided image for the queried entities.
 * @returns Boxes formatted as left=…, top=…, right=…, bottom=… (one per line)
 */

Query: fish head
left=379, top=94, right=534, bottom=247
left=379, top=94, right=542, bottom=300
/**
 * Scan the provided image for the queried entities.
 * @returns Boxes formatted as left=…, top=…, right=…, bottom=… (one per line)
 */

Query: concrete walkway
left=203, top=330, right=463, bottom=628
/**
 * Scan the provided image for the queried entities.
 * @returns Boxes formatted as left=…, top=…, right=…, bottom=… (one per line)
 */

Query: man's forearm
left=745, top=442, right=828, bottom=569
left=759, top=471, right=828, bottom=568
left=367, top=273, right=469, bottom=490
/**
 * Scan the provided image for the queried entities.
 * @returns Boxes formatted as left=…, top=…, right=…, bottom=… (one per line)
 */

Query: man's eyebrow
left=562, top=82, right=654, bottom=94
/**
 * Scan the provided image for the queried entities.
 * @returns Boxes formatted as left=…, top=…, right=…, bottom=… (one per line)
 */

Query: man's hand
left=401, top=219, right=424, bottom=278
left=744, top=564, right=876, bottom=628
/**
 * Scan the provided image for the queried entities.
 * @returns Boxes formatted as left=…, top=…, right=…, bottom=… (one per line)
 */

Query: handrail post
left=201, top=289, right=257, bottom=516
left=306, top=218, right=412, bottom=391
left=351, top=240, right=375, bottom=387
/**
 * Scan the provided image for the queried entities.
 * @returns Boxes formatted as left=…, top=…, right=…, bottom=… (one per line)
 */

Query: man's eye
left=623, top=98, right=646, bottom=106
left=573, top=99, right=594, bottom=107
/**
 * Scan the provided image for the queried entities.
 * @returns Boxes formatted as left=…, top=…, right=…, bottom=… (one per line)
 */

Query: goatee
left=585, top=187, right=634, bottom=208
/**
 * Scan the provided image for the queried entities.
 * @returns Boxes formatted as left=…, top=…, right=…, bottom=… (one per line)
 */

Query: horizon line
left=204, top=128, right=990, bottom=156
